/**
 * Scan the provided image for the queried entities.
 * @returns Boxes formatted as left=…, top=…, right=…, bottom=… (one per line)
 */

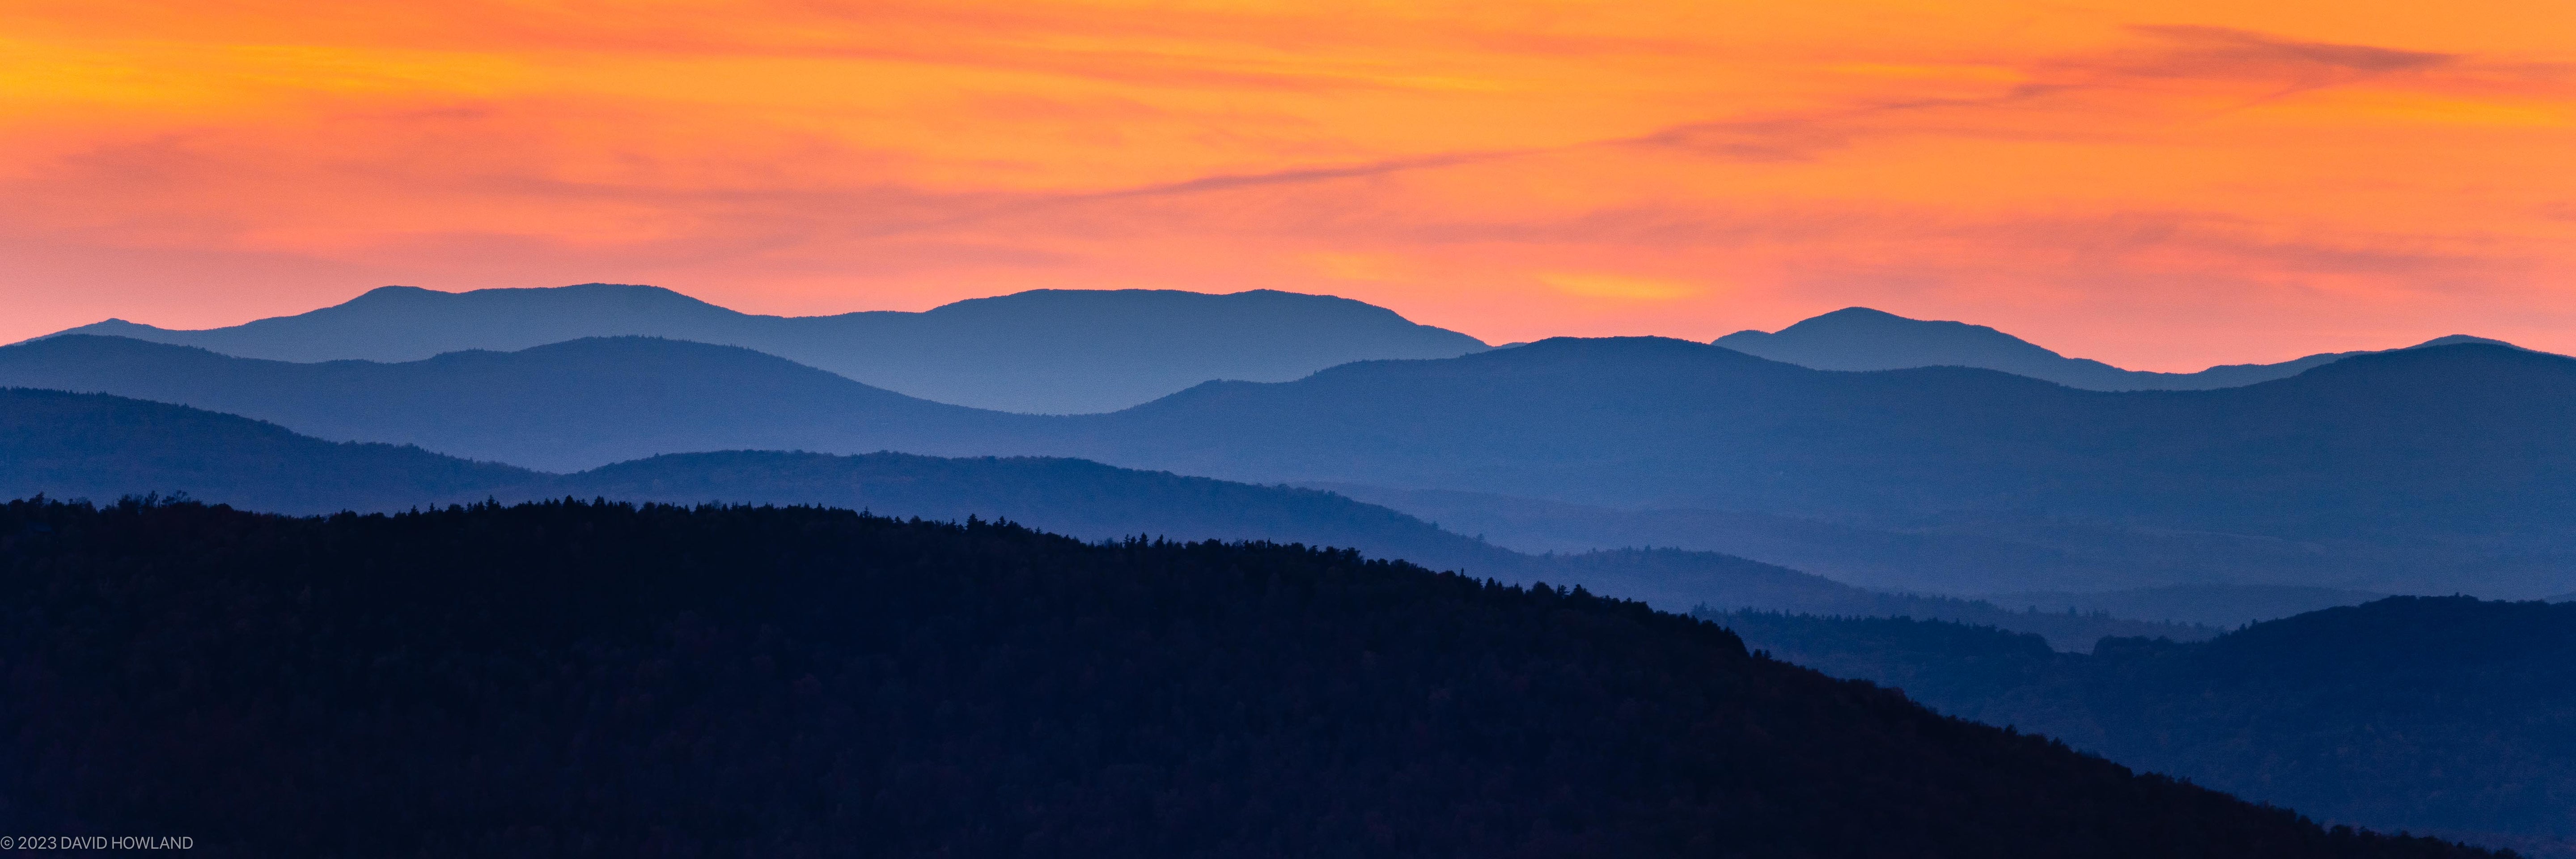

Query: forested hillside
left=0, top=498, right=2486, bottom=857
left=533, top=450, right=1516, bottom=570
left=529, top=452, right=2205, bottom=646
left=1721, top=599, right=2576, bottom=852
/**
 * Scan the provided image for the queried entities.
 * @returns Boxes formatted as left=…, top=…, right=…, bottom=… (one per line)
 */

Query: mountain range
left=38, top=284, right=1489, bottom=413
left=0, top=387, right=2198, bottom=646
left=1724, top=597, right=2576, bottom=855
left=13, top=284, right=2570, bottom=855
left=8, top=333, right=2572, bottom=596
left=45, top=286, right=2534, bottom=410
left=1716, top=306, right=2526, bottom=390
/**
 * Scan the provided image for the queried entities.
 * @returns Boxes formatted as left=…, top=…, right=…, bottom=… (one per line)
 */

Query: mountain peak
left=1465, top=335, right=1763, bottom=368
left=347, top=285, right=441, bottom=300
left=1715, top=307, right=2081, bottom=377
left=923, top=288, right=1441, bottom=332
left=2411, top=334, right=2519, bottom=349
left=1719, top=308, right=2555, bottom=393
left=1771, top=307, right=2055, bottom=349
left=331, top=283, right=735, bottom=315
left=1806, top=306, right=1920, bottom=323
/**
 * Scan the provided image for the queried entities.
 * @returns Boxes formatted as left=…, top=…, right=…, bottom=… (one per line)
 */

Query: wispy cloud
left=1080, top=151, right=1517, bottom=200
left=2123, top=25, right=2457, bottom=78
left=3, top=2, right=2571, bottom=367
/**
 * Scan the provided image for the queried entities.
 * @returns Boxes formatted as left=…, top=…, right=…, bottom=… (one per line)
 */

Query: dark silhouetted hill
left=1715, top=306, right=2529, bottom=390
left=0, top=498, right=2489, bottom=857
left=42, top=284, right=1489, bottom=413
left=1720, top=597, right=2576, bottom=854
left=530, top=450, right=1527, bottom=575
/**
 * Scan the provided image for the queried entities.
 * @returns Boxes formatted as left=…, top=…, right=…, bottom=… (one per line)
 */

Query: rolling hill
left=0, top=387, right=535, bottom=512
left=1722, top=597, right=2576, bottom=854
left=0, top=389, right=2200, bottom=646
left=1314, top=482, right=2401, bottom=615
left=1980, top=584, right=2388, bottom=628
left=0, top=334, right=1021, bottom=472
left=39, top=283, right=1490, bottom=413
left=496, top=451, right=2220, bottom=646
left=1715, top=306, right=2524, bottom=390
left=1059, top=338, right=2576, bottom=594
left=1067, top=338, right=2576, bottom=533
left=11, top=334, right=2572, bottom=595
left=0, top=497, right=2486, bottom=857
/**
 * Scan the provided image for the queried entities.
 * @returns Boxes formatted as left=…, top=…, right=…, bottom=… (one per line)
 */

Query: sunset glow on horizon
left=7, top=0, right=2573, bottom=369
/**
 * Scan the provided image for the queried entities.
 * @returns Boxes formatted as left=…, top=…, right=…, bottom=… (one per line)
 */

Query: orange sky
left=5, top=0, right=2573, bottom=369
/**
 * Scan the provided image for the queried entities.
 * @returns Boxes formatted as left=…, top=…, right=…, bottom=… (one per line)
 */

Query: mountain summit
left=1715, top=307, right=2524, bottom=390
left=41, top=284, right=1489, bottom=414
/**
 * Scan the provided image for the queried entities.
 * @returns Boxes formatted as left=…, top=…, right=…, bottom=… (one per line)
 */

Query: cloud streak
left=1, top=2, right=2571, bottom=370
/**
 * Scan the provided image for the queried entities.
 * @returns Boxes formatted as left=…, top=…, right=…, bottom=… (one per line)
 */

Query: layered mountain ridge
left=41, top=284, right=1490, bottom=413
left=8, top=333, right=2572, bottom=596
left=1311, top=482, right=2395, bottom=625
left=9, top=285, right=2566, bottom=856
left=0, top=387, right=2195, bottom=647
left=1717, top=306, right=2527, bottom=390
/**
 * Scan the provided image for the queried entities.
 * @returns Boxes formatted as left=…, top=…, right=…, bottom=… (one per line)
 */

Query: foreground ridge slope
left=0, top=498, right=2488, bottom=857
left=1724, top=596, right=2576, bottom=851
